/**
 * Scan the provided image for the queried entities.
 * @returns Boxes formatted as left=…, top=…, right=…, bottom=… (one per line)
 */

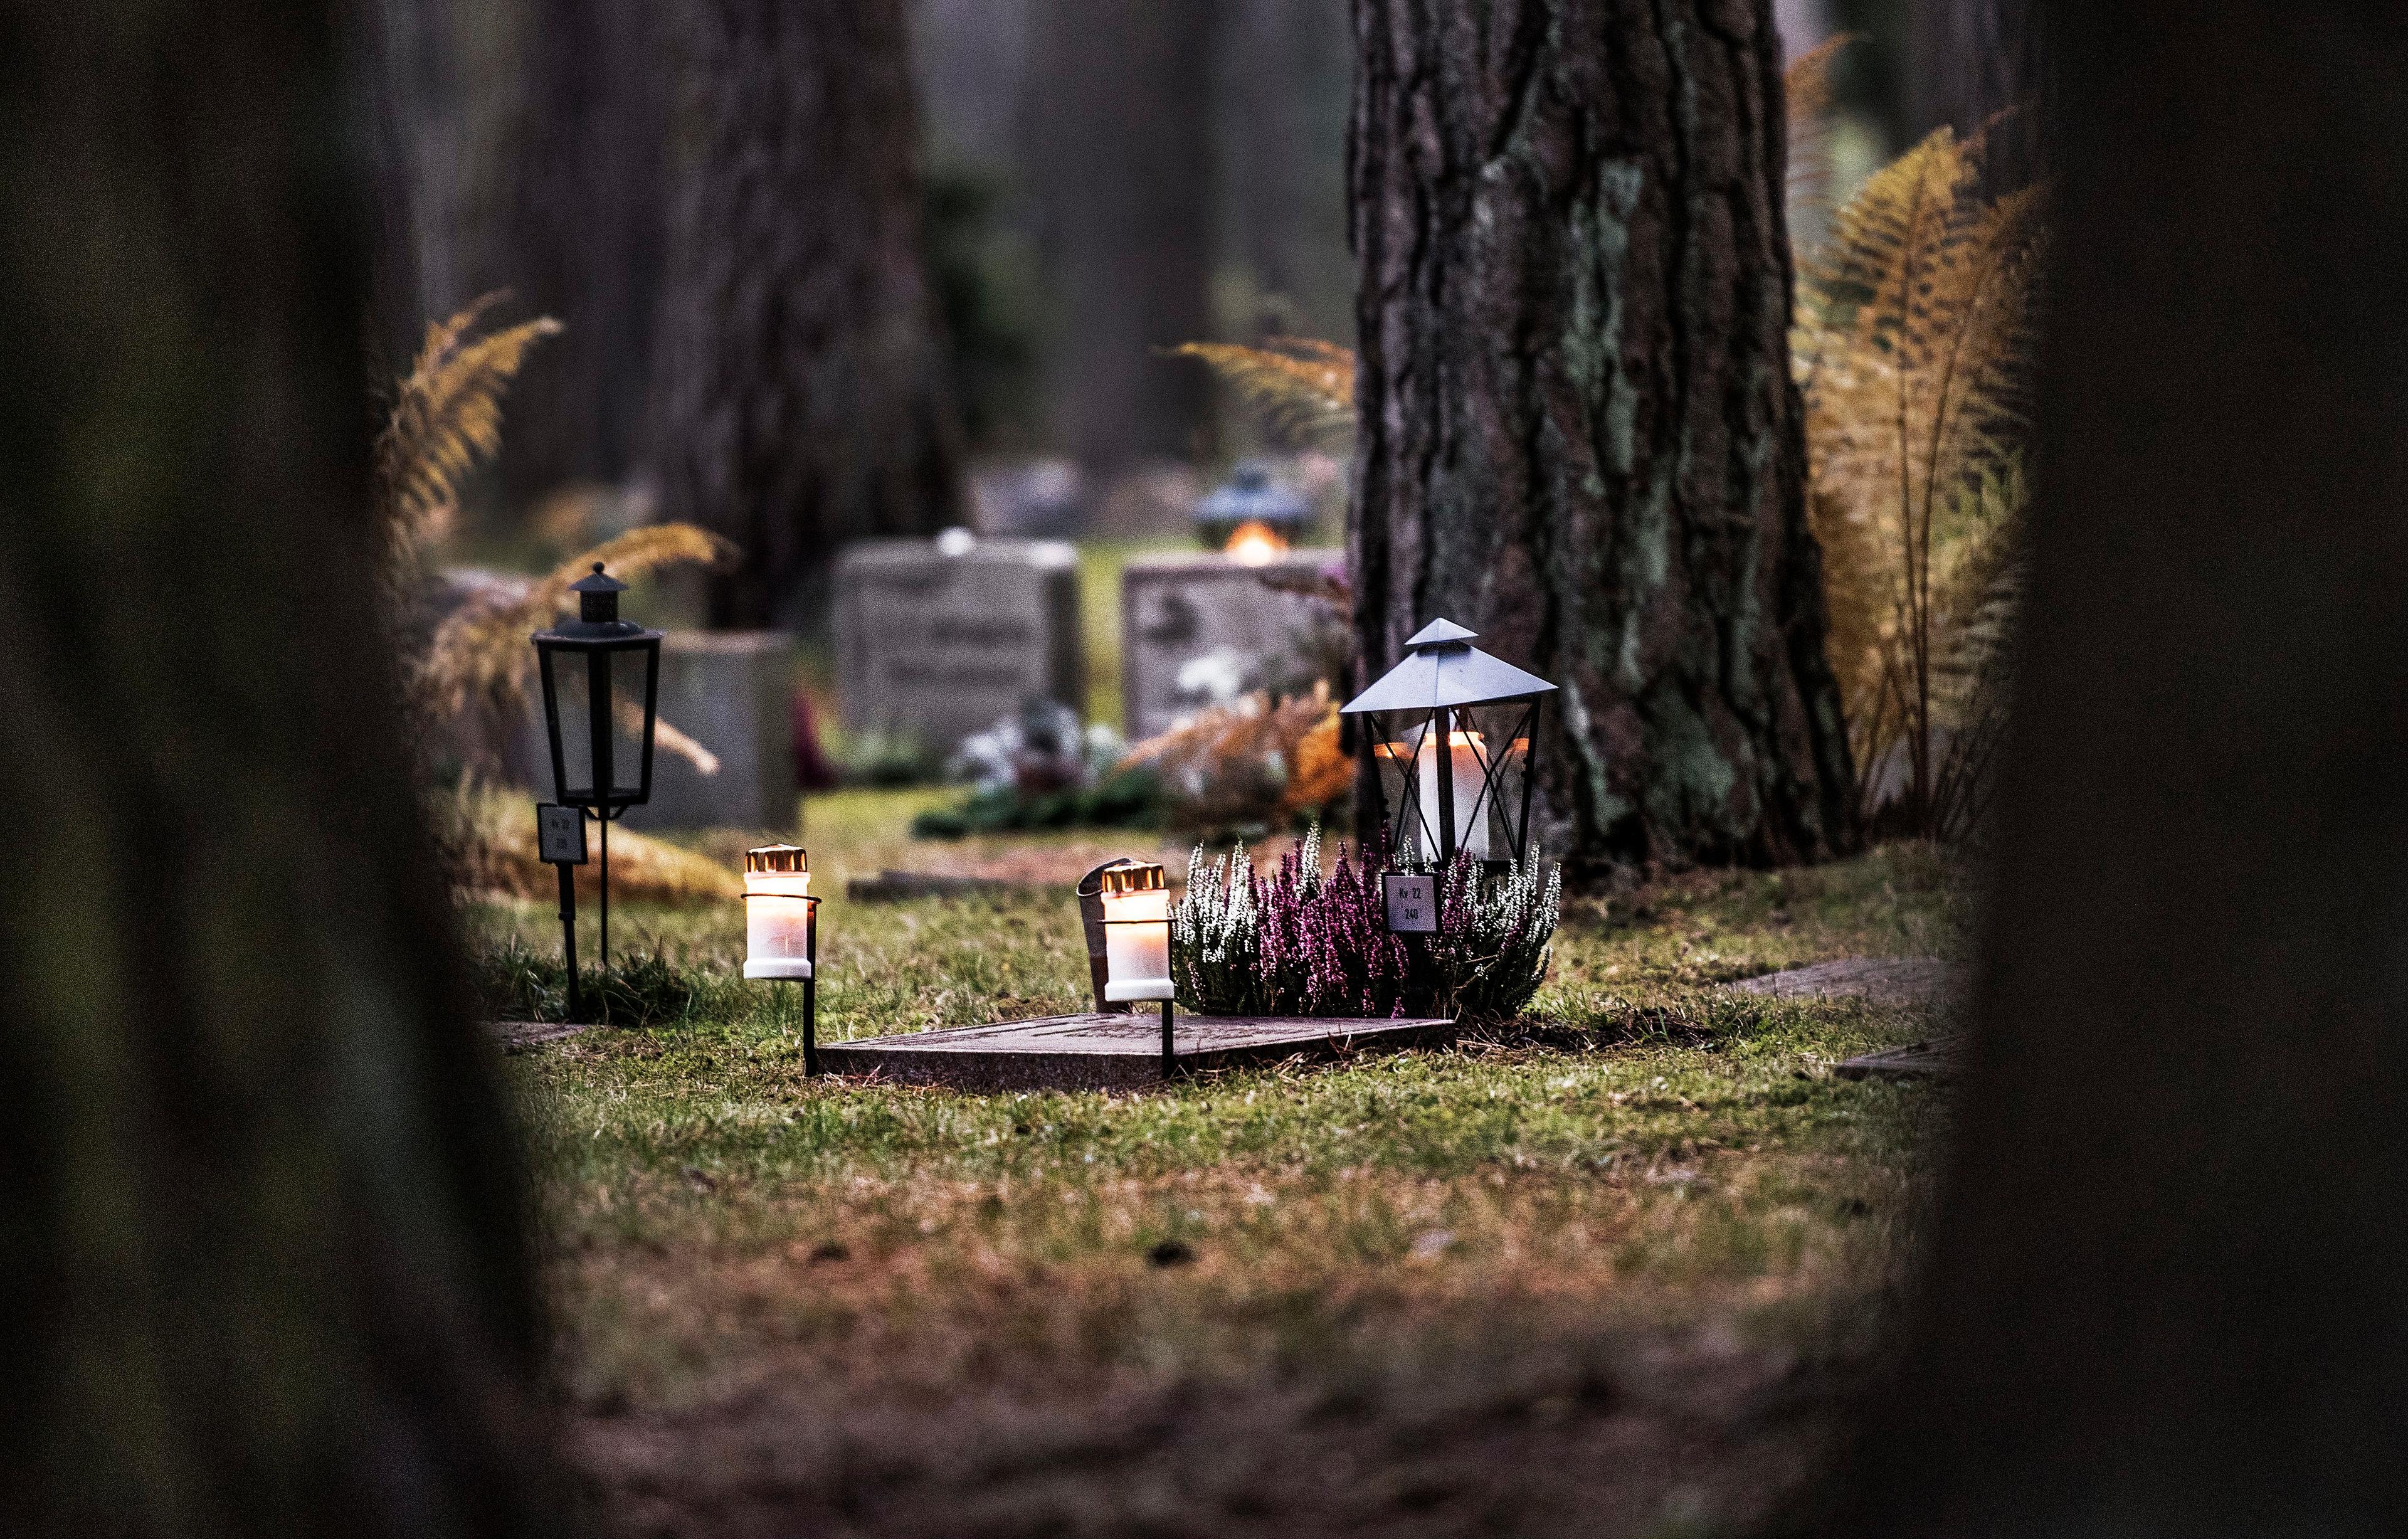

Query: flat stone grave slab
left=1832, top=1038, right=1963, bottom=1082
left=1728, top=956, right=1959, bottom=1008
left=818, top=1013, right=1455, bottom=1092
left=1728, top=957, right=1962, bottom=1082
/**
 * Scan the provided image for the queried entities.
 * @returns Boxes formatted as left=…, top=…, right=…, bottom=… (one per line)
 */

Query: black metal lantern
left=1193, top=460, right=1309, bottom=551
left=1340, top=618, right=1556, bottom=868
left=533, top=563, right=662, bottom=967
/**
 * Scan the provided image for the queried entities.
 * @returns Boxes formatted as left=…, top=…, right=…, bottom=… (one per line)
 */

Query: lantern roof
left=536, top=563, right=660, bottom=645
left=1339, top=618, right=1556, bottom=714
left=1195, top=461, right=1309, bottom=529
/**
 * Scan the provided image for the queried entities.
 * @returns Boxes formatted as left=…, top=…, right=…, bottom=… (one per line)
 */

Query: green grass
left=488, top=795, right=1965, bottom=1530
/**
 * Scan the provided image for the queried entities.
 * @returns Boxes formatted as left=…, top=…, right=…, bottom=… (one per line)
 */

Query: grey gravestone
left=1120, top=549, right=1344, bottom=740
left=618, top=631, right=796, bottom=832
left=836, top=536, right=1084, bottom=754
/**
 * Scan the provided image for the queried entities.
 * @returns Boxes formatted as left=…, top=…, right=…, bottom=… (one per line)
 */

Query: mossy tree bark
left=1348, top=0, right=1855, bottom=871
left=1839, top=2, right=2408, bottom=1530
left=0, top=4, right=552, bottom=1532
left=655, top=0, right=962, bottom=628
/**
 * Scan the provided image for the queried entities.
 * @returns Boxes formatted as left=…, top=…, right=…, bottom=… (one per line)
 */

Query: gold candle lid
left=744, top=844, right=809, bottom=874
left=1096, top=860, right=1165, bottom=897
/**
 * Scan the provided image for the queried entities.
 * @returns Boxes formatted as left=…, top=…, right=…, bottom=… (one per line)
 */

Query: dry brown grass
left=435, top=781, right=738, bottom=904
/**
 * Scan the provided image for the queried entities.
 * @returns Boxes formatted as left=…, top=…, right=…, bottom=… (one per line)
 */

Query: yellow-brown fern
left=373, top=299, right=736, bottom=781
left=1795, top=124, right=2044, bottom=836
left=1166, top=338, right=1357, bottom=447
left=374, top=292, right=562, bottom=574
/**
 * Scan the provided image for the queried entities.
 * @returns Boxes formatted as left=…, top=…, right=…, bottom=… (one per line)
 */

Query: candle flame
left=1222, top=519, right=1289, bottom=565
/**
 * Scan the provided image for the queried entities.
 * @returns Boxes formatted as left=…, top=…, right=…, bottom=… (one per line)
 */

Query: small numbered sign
left=1383, top=872, right=1438, bottom=933
left=537, top=803, right=588, bottom=865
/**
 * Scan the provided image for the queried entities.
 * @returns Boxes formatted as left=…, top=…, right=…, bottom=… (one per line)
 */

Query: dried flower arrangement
left=1172, top=826, right=1560, bottom=1023
left=1126, top=684, right=1353, bottom=837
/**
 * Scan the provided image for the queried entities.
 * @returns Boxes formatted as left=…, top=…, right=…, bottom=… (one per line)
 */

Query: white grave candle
left=742, top=845, right=815, bottom=979
left=1400, top=723, right=1491, bottom=862
left=1099, top=861, right=1174, bottom=1002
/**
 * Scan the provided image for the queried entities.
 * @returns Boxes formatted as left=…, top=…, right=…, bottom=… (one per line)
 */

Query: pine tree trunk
left=0, top=3, right=553, bottom=1531
left=500, top=0, right=672, bottom=503
left=655, top=0, right=962, bottom=629
left=1026, top=0, right=1220, bottom=470
left=1348, top=0, right=1856, bottom=871
left=1837, top=2, right=2408, bottom=1530
left=1909, top=0, right=2048, bottom=192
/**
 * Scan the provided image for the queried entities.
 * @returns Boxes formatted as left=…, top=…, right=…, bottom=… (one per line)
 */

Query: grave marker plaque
left=1383, top=873, right=1438, bottom=933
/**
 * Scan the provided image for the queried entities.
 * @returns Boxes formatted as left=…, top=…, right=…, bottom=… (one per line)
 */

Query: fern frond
left=1783, top=34, right=1856, bottom=233
left=1168, top=338, right=1357, bottom=446
left=413, top=522, right=737, bottom=741
left=1797, top=123, right=2044, bottom=835
left=374, top=292, right=562, bottom=573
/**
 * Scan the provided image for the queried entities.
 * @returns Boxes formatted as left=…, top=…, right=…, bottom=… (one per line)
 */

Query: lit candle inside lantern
left=1393, top=724, right=1491, bottom=862
left=1099, top=860, right=1173, bottom=1002
left=742, top=844, right=815, bottom=979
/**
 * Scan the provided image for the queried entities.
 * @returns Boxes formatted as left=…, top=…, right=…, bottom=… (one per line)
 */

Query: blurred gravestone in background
left=1121, top=551, right=1346, bottom=740
left=619, top=633, right=798, bottom=833
left=836, top=537, right=1084, bottom=758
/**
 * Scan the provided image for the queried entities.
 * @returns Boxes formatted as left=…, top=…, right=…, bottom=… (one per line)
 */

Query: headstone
left=836, top=536, right=1084, bottom=756
left=619, top=631, right=797, bottom=832
left=1120, top=549, right=1346, bottom=740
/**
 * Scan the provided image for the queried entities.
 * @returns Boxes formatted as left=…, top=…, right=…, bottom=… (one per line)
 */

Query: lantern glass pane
left=1458, top=700, right=1536, bottom=864
left=547, top=648, right=597, bottom=804
left=606, top=644, right=655, bottom=800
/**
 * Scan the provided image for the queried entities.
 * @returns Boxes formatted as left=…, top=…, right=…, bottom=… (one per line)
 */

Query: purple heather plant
left=1173, top=825, right=1560, bottom=1022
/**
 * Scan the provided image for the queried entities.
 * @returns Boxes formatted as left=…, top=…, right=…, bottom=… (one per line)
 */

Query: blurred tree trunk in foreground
left=655, top=0, right=960, bottom=628
left=1843, top=3, right=2408, bottom=1531
left=1909, top=0, right=2049, bottom=192
left=1027, top=0, right=1220, bottom=470
left=1348, top=0, right=1856, bottom=872
left=500, top=0, right=672, bottom=505
left=0, top=4, right=552, bottom=1533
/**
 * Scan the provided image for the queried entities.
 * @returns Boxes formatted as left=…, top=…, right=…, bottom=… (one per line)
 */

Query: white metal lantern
left=1341, top=618, right=1557, bottom=867
left=1097, top=860, right=1174, bottom=1003
left=742, top=844, right=816, bottom=980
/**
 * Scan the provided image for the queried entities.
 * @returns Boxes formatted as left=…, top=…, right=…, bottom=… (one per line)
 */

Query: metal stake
left=803, top=912, right=820, bottom=1077
left=1160, top=998, right=1175, bottom=1080
left=598, top=810, right=610, bottom=971
left=556, top=856, right=583, bottom=1024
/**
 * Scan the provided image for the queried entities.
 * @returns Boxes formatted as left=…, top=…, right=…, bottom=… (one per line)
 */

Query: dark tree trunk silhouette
left=656, top=0, right=961, bottom=628
left=500, top=0, right=672, bottom=503
left=1910, top=0, right=2048, bottom=191
left=1847, top=3, right=2408, bottom=1530
left=0, top=3, right=552, bottom=1531
left=1348, top=0, right=1855, bottom=872
left=362, top=0, right=473, bottom=360
left=1026, top=0, right=1220, bottom=470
